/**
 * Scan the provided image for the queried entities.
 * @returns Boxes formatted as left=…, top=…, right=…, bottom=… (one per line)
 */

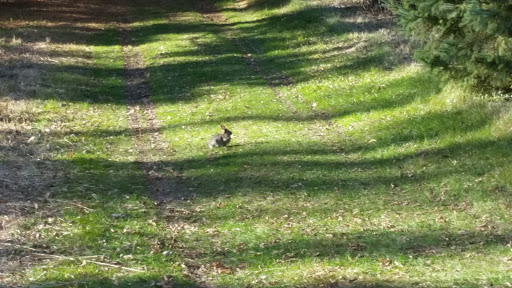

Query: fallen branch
left=1, top=242, right=45, bottom=252
left=29, top=251, right=145, bottom=272
left=32, top=253, right=74, bottom=260
left=85, top=260, right=146, bottom=272
left=0, top=245, right=141, bottom=273
left=54, top=199, right=94, bottom=212
left=28, top=280, right=89, bottom=288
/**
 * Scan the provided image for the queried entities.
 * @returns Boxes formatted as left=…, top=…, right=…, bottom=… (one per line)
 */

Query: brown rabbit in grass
left=208, top=125, right=232, bottom=148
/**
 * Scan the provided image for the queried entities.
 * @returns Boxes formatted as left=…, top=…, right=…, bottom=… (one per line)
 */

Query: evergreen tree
left=387, top=0, right=512, bottom=93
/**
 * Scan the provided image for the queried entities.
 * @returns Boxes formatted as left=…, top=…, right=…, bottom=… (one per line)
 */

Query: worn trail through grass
left=119, top=26, right=188, bottom=202
left=196, top=0, right=298, bottom=115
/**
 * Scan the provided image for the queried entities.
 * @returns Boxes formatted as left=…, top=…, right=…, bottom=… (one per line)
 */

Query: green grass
left=2, top=0, right=512, bottom=287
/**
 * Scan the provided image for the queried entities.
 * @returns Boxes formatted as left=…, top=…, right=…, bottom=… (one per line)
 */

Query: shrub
left=387, top=0, right=512, bottom=92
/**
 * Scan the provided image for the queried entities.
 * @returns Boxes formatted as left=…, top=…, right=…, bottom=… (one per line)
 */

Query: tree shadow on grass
left=0, top=39, right=417, bottom=105
left=0, top=0, right=203, bottom=47
left=0, top=25, right=113, bottom=46
left=339, top=106, right=498, bottom=153
left=0, top=0, right=135, bottom=25
left=3, top=113, right=511, bottom=287
left=3, top=111, right=508, bottom=204
left=3, top=0, right=511, bottom=286
left=17, top=273, right=474, bottom=288
left=217, top=227, right=510, bottom=269
left=163, top=136, right=511, bottom=199
left=20, top=274, right=202, bottom=288
left=1, top=0, right=413, bottom=111
left=0, top=67, right=441, bottom=161
left=220, top=0, right=292, bottom=12
left=0, top=0, right=289, bottom=45
left=131, top=4, right=410, bottom=109
left=228, top=5, right=392, bottom=35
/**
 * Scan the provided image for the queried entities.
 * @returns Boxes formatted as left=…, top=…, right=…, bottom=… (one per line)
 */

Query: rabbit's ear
left=221, top=125, right=226, bottom=130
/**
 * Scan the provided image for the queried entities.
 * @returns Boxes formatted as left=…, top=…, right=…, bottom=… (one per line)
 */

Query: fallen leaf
left=380, top=258, right=392, bottom=268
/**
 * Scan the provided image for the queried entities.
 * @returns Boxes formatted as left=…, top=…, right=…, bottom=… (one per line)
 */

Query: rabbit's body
left=208, top=125, right=232, bottom=148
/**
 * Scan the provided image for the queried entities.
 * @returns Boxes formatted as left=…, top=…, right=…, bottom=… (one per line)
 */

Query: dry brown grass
left=0, top=0, right=118, bottom=214
left=0, top=2, right=93, bottom=282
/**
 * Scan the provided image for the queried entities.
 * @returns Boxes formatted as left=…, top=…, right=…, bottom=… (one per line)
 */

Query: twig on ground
left=28, top=280, right=88, bottom=288
left=32, top=253, right=74, bottom=260
left=34, top=270, right=47, bottom=281
left=1, top=242, right=45, bottom=252
left=85, top=260, right=146, bottom=272
left=30, top=251, right=145, bottom=273
left=54, top=199, right=94, bottom=212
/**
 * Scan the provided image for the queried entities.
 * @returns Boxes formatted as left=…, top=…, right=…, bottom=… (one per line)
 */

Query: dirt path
left=119, top=27, right=190, bottom=203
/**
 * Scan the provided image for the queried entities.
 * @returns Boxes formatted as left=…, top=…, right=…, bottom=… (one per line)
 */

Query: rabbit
left=208, top=125, right=232, bottom=148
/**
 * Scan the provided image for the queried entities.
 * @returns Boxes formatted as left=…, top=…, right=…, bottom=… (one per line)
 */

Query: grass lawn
left=1, top=0, right=511, bottom=287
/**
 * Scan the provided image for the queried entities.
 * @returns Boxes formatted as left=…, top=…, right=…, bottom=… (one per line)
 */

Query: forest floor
left=1, top=0, right=512, bottom=287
